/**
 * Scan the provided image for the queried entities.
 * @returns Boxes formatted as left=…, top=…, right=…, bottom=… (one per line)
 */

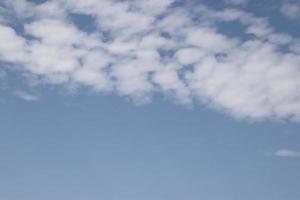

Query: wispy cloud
left=14, top=91, right=39, bottom=101
left=0, top=71, right=6, bottom=80
left=224, top=0, right=250, bottom=6
left=274, top=149, right=300, bottom=158
left=0, top=0, right=300, bottom=121
left=280, top=1, right=300, bottom=19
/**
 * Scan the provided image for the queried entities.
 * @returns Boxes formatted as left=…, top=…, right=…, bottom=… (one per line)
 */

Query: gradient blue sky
left=1, top=0, right=300, bottom=200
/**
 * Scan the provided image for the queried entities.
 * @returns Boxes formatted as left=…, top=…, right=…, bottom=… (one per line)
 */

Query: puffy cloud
left=175, top=48, right=207, bottom=65
left=187, top=40, right=300, bottom=120
left=25, top=19, right=85, bottom=46
left=0, top=25, right=27, bottom=63
left=0, top=0, right=300, bottom=121
left=274, top=149, right=300, bottom=158
left=153, top=67, right=191, bottom=104
left=133, top=0, right=175, bottom=16
left=185, top=27, right=239, bottom=53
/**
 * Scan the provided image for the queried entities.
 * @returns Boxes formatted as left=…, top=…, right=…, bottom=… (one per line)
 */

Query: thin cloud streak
left=274, top=149, right=300, bottom=158
left=14, top=91, right=39, bottom=101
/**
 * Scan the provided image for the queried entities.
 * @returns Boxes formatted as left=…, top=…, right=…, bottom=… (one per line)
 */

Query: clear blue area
left=1, top=91, right=300, bottom=200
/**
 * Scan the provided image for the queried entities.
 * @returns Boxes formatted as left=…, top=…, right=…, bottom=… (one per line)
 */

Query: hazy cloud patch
left=280, top=1, right=300, bottom=19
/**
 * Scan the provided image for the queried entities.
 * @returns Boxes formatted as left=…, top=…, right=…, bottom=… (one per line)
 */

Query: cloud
left=280, top=1, right=300, bottom=19
left=0, top=0, right=300, bottom=121
left=0, top=70, right=6, bottom=80
left=14, top=91, right=39, bottom=101
left=224, top=0, right=250, bottom=6
left=274, top=149, right=300, bottom=158
left=0, top=70, right=7, bottom=90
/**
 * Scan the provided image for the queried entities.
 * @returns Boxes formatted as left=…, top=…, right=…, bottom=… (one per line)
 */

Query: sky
left=0, top=0, right=300, bottom=200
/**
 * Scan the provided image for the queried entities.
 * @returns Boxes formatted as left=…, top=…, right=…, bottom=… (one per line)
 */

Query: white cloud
left=153, top=67, right=191, bottom=104
left=0, top=25, right=27, bottom=63
left=175, top=48, right=207, bottom=65
left=25, top=19, right=85, bottom=46
left=133, top=0, right=175, bottom=15
left=186, top=27, right=239, bottom=54
left=14, top=91, right=39, bottom=101
left=274, top=149, right=300, bottom=158
left=1, top=0, right=300, bottom=121
left=268, top=33, right=293, bottom=45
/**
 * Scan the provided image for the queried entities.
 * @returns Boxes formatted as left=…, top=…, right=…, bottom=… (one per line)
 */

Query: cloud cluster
left=0, top=0, right=300, bottom=121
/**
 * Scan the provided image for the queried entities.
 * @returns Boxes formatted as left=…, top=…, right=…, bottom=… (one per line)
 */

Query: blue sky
left=0, top=0, right=300, bottom=200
